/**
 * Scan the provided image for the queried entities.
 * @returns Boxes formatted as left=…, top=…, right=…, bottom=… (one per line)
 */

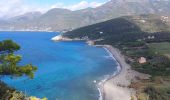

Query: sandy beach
left=100, top=45, right=150, bottom=100
left=51, top=37, right=150, bottom=100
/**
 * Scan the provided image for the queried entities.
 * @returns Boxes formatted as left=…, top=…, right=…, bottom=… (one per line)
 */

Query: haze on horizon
left=0, top=0, right=109, bottom=18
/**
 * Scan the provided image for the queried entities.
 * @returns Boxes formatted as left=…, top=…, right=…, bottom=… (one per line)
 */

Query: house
left=139, top=57, right=147, bottom=64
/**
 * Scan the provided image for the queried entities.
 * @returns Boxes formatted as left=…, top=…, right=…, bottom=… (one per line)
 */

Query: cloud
left=0, top=0, right=106, bottom=18
left=51, top=1, right=104, bottom=11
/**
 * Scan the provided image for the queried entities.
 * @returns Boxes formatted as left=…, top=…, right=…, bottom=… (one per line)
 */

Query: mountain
left=9, top=12, right=42, bottom=22
left=0, top=12, right=42, bottom=31
left=0, top=0, right=170, bottom=31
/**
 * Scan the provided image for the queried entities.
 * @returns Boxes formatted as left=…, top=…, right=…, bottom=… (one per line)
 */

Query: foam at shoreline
left=1, top=32, right=119, bottom=100
left=97, top=47, right=122, bottom=100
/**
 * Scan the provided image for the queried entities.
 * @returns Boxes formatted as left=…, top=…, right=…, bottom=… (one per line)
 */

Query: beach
left=51, top=36, right=150, bottom=100
left=100, top=45, right=150, bottom=100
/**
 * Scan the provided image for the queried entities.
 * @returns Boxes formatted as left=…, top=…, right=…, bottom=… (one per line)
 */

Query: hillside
left=63, top=15, right=170, bottom=100
left=1, top=0, right=170, bottom=31
left=64, top=14, right=170, bottom=42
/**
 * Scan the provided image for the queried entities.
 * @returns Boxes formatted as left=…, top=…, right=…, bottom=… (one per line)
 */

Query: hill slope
left=64, top=14, right=170, bottom=100
left=64, top=14, right=170, bottom=43
left=1, top=0, right=170, bottom=31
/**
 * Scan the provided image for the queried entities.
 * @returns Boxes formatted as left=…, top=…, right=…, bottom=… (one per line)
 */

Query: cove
left=0, top=31, right=118, bottom=100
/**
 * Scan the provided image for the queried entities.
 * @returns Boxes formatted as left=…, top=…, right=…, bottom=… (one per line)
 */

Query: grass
left=63, top=15, right=170, bottom=100
left=153, top=83, right=170, bottom=99
left=137, top=93, right=149, bottom=100
left=148, top=42, right=170, bottom=58
left=133, top=78, right=170, bottom=100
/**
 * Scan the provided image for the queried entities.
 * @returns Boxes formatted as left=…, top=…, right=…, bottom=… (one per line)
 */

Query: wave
left=97, top=47, right=122, bottom=100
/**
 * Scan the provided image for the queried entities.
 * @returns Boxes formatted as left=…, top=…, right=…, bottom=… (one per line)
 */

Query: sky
left=0, top=0, right=109, bottom=18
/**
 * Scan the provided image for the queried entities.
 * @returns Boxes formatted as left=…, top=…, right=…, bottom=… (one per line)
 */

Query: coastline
left=51, top=36, right=150, bottom=100
left=98, top=45, right=150, bottom=100
left=100, top=45, right=134, bottom=100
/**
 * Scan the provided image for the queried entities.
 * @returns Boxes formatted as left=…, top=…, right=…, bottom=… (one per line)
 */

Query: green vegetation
left=124, top=42, right=170, bottom=100
left=148, top=42, right=170, bottom=58
left=0, top=40, right=37, bottom=100
left=143, top=82, right=170, bottom=100
left=63, top=15, right=170, bottom=100
left=64, top=16, right=170, bottom=76
left=0, top=40, right=37, bottom=79
left=64, top=17, right=145, bottom=42
left=0, top=39, right=20, bottom=53
left=128, top=15, right=170, bottom=33
left=132, top=56, right=170, bottom=76
left=64, top=16, right=170, bottom=77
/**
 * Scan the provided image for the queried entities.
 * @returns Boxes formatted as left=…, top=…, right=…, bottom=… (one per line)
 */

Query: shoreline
left=51, top=36, right=150, bottom=100
left=99, top=45, right=134, bottom=100
left=98, top=45, right=150, bottom=100
left=97, top=46, right=122, bottom=100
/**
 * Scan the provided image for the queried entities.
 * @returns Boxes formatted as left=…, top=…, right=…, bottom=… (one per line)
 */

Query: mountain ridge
left=0, top=0, right=170, bottom=31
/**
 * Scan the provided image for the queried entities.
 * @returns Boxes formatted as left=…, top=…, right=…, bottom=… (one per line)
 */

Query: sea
left=0, top=31, right=118, bottom=100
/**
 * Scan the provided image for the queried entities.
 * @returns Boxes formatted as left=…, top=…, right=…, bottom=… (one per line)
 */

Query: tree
left=0, top=40, right=20, bottom=53
left=0, top=40, right=37, bottom=79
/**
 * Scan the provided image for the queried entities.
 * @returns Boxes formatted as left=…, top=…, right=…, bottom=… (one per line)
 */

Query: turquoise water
left=0, top=31, right=118, bottom=100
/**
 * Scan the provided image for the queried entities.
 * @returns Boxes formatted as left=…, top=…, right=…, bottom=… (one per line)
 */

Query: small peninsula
left=53, top=14, right=170, bottom=100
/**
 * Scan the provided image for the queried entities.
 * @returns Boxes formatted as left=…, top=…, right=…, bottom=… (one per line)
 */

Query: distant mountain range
left=0, top=0, right=170, bottom=31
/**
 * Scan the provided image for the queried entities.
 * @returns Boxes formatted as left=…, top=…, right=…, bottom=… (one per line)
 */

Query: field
left=132, top=76, right=170, bottom=100
left=148, top=42, right=170, bottom=58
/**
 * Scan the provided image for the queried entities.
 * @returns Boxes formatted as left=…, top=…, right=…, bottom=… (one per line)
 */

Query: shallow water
left=0, top=31, right=118, bottom=100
